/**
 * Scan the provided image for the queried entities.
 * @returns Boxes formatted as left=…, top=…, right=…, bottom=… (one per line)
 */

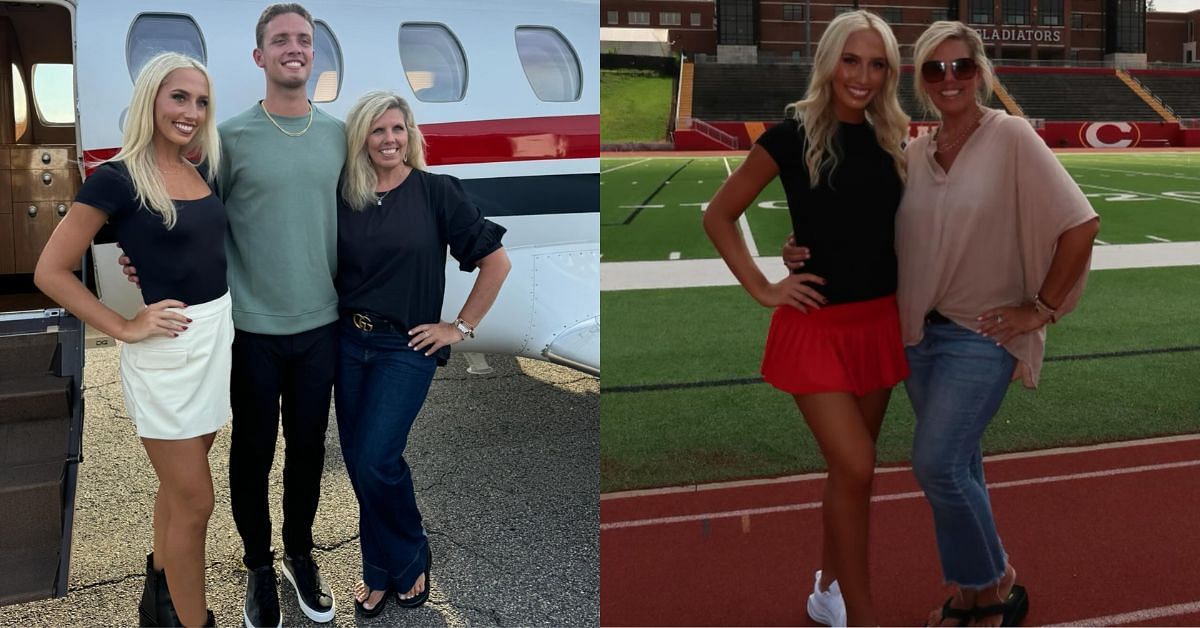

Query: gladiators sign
left=975, top=28, right=1063, bottom=43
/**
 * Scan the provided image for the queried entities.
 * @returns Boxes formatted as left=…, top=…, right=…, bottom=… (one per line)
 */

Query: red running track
left=600, top=435, right=1200, bottom=626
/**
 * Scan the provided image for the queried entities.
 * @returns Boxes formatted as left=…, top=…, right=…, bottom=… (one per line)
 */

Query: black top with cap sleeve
left=75, top=161, right=227, bottom=305
left=336, top=168, right=506, bottom=366
left=756, top=118, right=902, bottom=304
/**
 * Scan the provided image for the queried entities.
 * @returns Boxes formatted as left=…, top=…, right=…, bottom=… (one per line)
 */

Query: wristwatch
left=453, top=318, right=475, bottom=339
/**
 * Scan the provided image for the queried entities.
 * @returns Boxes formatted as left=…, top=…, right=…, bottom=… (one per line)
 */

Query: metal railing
left=691, top=118, right=739, bottom=149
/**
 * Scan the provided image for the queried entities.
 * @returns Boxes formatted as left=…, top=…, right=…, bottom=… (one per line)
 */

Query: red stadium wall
left=673, top=120, right=1200, bottom=150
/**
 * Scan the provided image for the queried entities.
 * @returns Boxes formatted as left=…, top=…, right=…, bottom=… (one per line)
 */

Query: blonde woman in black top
left=36, top=52, right=228, bottom=627
left=703, top=11, right=909, bottom=626
left=335, top=91, right=511, bottom=617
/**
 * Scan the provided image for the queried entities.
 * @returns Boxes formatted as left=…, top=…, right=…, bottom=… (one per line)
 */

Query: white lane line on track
left=1147, top=235, right=1172, bottom=242
left=601, top=157, right=652, bottom=174
left=1079, top=183, right=1200, bottom=205
left=599, top=459, right=1200, bottom=531
left=724, top=157, right=760, bottom=257
left=602, top=433, right=1200, bottom=500
left=1052, top=600, right=1200, bottom=626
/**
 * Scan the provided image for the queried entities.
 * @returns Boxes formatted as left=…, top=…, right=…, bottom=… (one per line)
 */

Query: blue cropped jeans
left=905, top=320, right=1016, bottom=589
left=335, top=318, right=436, bottom=593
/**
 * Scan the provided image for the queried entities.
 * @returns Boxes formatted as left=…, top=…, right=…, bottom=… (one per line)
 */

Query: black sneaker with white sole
left=244, top=564, right=282, bottom=628
left=282, top=553, right=336, bottom=623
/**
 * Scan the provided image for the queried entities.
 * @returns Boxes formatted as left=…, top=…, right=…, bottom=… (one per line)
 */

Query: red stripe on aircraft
left=83, top=114, right=599, bottom=175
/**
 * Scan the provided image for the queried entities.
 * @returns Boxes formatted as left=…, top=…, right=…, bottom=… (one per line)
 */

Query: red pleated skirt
left=761, top=294, right=909, bottom=397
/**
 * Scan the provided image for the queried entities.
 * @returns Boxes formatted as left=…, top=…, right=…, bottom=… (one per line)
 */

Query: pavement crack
left=314, top=534, right=360, bottom=553
left=71, top=571, right=142, bottom=593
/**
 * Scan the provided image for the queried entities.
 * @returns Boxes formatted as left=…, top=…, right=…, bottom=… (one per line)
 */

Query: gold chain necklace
left=935, top=107, right=984, bottom=154
left=260, top=100, right=313, bottom=137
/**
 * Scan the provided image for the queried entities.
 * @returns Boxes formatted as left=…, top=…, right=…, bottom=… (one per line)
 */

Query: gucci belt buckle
left=352, top=313, right=374, bottom=332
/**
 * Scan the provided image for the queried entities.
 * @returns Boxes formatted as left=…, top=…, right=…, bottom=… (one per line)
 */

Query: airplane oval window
left=308, top=20, right=342, bottom=103
left=515, top=27, right=582, bottom=102
left=125, top=14, right=207, bottom=82
left=31, top=64, right=75, bottom=125
left=398, top=24, right=467, bottom=103
left=12, top=64, right=28, bottom=140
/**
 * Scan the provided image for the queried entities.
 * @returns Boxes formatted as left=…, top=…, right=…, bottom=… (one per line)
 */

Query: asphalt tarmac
left=0, top=346, right=599, bottom=627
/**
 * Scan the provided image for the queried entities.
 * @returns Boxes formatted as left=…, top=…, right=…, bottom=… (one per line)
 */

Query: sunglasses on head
left=921, top=57, right=978, bottom=83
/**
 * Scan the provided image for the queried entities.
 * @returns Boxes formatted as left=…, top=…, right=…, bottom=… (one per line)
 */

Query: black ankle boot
left=138, top=553, right=159, bottom=627
left=203, top=609, right=216, bottom=627
left=155, top=565, right=183, bottom=627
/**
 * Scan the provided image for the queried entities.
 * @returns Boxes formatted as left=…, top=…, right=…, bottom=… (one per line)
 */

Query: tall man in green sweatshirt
left=222, top=5, right=342, bottom=627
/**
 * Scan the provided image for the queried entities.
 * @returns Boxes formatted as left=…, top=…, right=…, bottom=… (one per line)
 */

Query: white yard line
left=1147, top=235, right=1172, bottom=242
left=724, top=157, right=760, bottom=257
left=1079, top=183, right=1200, bottom=205
left=1067, top=164, right=1200, bottom=182
left=600, top=157, right=651, bottom=174
left=601, top=242, right=1200, bottom=291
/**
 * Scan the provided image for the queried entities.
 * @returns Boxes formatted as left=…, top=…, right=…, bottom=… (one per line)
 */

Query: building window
left=691, top=12, right=702, bottom=26
left=1039, top=0, right=1063, bottom=26
left=660, top=12, right=681, bottom=26
left=1187, top=21, right=1193, bottom=41
left=607, top=10, right=619, bottom=25
left=1003, top=0, right=1029, bottom=25
left=879, top=7, right=902, bottom=24
left=1107, top=0, right=1144, bottom=54
left=969, top=0, right=991, bottom=24
left=783, top=4, right=805, bottom=21
left=718, top=0, right=756, bottom=45
left=628, top=11, right=650, bottom=26
left=932, top=8, right=949, bottom=22
left=834, top=6, right=854, bottom=16
left=1072, top=12, right=1083, bottom=28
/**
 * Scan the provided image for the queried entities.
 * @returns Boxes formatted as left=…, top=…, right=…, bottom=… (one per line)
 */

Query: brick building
left=600, top=0, right=1200, bottom=65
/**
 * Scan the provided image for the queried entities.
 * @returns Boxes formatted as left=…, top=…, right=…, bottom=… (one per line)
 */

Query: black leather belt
left=925, top=310, right=954, bottom=325
left=346, top=312, right=405, bottom=334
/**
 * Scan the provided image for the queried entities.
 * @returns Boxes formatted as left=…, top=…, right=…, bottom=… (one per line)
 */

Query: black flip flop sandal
left=354, top=583, right=392, bottom=618
left=396, top=545, right=432, bottom=609
left=972, top=584, right=1029, bottom=627
left=927, top=596, right=973, bottom=627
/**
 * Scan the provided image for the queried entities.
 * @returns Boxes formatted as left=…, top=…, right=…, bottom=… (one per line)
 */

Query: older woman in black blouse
left=335, top=91, right=511, bottom=616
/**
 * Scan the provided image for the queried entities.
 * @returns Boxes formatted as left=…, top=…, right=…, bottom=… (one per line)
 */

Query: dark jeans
left=335, top=318, right=436, bottom=593
left=229, top=322, right=337, bottom=569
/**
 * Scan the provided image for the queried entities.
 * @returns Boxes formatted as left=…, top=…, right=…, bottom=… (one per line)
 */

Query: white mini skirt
left=119, top=291, right=233, bottom=440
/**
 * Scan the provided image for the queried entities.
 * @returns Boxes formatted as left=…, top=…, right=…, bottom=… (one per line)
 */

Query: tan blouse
left=896, top=108, right=1098, bottom=388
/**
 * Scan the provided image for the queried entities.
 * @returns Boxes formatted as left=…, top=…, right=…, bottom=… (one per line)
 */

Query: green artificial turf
left=600, top=69, right=674, bottom=143
left=600, top=153, right=1200, bottom=262
left=599, top=266, right=1200, bottom=492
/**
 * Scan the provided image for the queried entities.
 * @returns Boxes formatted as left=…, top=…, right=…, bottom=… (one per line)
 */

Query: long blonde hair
left=787, top=10, right=908, bottom=187
left=912, top=21, right=995, bottom=118
left=108, top=52, right=219, bottom=229
left=341, top=91, right=427, bottom=211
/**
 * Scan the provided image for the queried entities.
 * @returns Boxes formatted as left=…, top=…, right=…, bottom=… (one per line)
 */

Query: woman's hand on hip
left=408, top=322, right=464, bottom=356
left=120, top=299, right=190, bottom=343
left=976, top=304, right=1050, bottom=345
left=755, top=273, right=827, bottom=312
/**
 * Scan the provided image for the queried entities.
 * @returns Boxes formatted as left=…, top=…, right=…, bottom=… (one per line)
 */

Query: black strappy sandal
left=354, top=583, right=392, bottom=618
left=972, top=584, right=1029, bottom=627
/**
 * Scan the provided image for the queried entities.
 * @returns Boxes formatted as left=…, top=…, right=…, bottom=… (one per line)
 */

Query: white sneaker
left=806, top=570, right=847, bottom=627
